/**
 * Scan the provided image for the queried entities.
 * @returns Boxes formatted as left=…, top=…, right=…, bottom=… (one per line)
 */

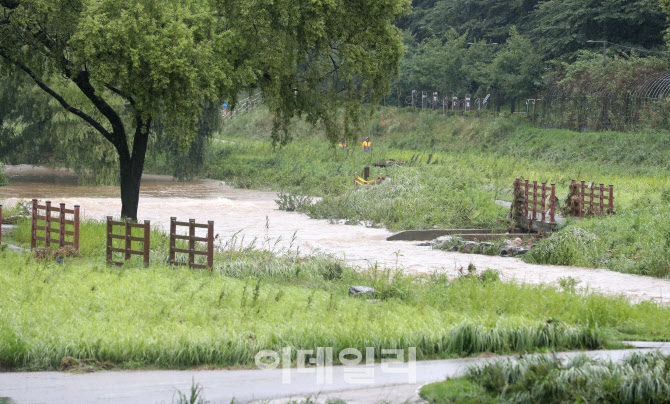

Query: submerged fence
left=564, top=180, right=615, bottom=218
left=31, top=199, right=80, bottom=251
left=512, top=179, right=557, bottom=227
left=512, top=178, right=615, bottom=231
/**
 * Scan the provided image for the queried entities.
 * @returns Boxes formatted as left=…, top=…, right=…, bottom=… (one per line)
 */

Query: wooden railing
left=106, top=217, right=151, bottom=266
left=31, top=199, right=80, bottom=251
left=565, top=180, right=615, bottom=217
left=169, top=217, right=214, bottom=270
left=512, top=179, right=556, bottom=225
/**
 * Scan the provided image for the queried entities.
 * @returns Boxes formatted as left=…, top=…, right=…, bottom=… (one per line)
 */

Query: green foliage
left=488, top=27, right=543, bottom=103
left=526, top=206, right=670, bottom=278
left=0, top=163, right=7, bottom=186
left=542, top=52, right=669, bottom=132
left=2, top=219, right=669, bottom=370
left=398, top=0, right=540, bottom=44
left=306, top=167, right=506, bottom=231
left=393, top=30, right=484, bottom=97
left=0, top=0, right=410, bottom=218
left=421, top=378, right=495, bottom=404
left=533, top=0, right=667, bottom=61
left=213, top=108, right=670, bottom=278
left=423, top=352, right=670, bottom=403
left=524, top=227, right=602, bottom=267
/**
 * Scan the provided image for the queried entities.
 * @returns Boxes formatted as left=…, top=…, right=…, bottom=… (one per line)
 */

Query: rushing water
left=2, top=164, right=669, bottom=303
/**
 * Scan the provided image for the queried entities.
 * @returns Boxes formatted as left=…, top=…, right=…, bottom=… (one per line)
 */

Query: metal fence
left=540, top=70, right=670, bottom=132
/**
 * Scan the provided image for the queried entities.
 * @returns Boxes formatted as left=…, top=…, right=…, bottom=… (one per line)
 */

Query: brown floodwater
left=2, top=165, right=669, bottom=303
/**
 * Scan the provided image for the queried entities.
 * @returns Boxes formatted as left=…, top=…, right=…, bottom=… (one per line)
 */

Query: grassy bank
left=421, top=352, right=670, bottom=403
left=1, top=218, right=669, bottom=370
left=209, top=107, right=670, bottom=277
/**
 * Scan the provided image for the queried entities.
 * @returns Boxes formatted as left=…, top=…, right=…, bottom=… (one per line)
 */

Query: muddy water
left=2, top=165, right=670, bottom=303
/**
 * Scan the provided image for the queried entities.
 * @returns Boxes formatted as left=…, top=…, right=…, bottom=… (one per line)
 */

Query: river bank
left=2, top=165, right=670, bottom=303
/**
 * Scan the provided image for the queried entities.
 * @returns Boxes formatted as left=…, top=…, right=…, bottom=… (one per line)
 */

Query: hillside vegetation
left=211, top=107, right=670, bottom=278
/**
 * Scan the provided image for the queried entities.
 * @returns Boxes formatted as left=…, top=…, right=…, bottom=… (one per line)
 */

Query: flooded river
left=2, top=165, right=669, bottom=303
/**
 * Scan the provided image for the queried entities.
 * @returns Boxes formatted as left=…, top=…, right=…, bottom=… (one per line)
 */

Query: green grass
left=0, top=164, right=7, bottom=186
left=1, top=219, right=669, bottom=371
left=421, top=352, right=670, bottom=403
left=207, top=107, right=670, bottom=277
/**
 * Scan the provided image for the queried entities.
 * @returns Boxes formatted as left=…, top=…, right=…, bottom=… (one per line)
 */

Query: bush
left=524, top=227, right=602, bottom=267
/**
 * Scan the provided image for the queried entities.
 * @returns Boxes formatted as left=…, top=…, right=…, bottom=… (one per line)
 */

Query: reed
left=422, top=352, right=670, bottom=403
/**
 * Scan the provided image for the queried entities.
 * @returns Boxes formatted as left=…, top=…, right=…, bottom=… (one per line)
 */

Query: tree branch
left=69, top=70, right=128, bottom=149
left=0, top=50, right=118, bottom=145
left=106, top=84, right=136, bottom=107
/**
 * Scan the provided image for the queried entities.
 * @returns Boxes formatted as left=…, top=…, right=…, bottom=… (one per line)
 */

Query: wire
left=604, top=41, right=670, bottom=56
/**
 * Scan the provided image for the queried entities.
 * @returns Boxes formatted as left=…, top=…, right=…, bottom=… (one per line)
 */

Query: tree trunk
left=510, top=97, right=516, bottom=114
left=119, top=153, right=142, bottom=220
left=117, top=120, right=150, bottom=221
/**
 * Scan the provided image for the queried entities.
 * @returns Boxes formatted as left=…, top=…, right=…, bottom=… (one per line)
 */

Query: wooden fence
left=106, top=217, right=151, bottom=266
left=31, top=199, right=80, bottom=251
left=512, top=179, right=557, bottom=225
left=565, top=180, right=615, bottom=217
left=169, top=217, right=214, bottom=270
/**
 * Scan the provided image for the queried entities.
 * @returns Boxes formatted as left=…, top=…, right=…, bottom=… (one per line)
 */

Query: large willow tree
left=0, top=0, right=409, bottom=219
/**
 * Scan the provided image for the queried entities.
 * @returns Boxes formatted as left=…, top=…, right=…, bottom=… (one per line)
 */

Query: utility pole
left=587, top=40, right=607, bottom=67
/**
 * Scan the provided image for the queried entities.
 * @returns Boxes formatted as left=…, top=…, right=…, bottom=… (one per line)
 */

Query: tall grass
left=210, top=107, right=670, bottom=277
left=1, top=219, right=669, bottom=370
left=455, top=352, right=670, bottom=403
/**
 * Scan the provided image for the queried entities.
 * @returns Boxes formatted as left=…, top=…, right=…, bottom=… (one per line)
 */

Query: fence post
left=59, top=203, right=66, bottom=247
left=580, top=181, right=586, bottom=218
left=354, top=172, right=358, bottom=188
left=363, top=166, right=370, bottom=181
left=589, top=183, right=595, bottom=215
left=609, top=185, right=614, bottom=213
left=531, top=181, right=537, bottom=221
left=45, top=201, right=51, bottom=250
left=189, top=219, right=196, bottom=267
left=523, top=180, right=529, bottom=218
left=125, top=218, right=132, bottom=261
left=550, top=184, right=556, bottom=224
left=143, top=220, right=150, bottom=266
left=169, top=217, right=176, bottom=264
left=207, top=221, right=214, bottom=270
left=73, top=205, right=80, bottom=251
left=541, top=182, right=547, bottom=222
left=32, top=199, right=38, bottom=250
left=599, top=184, right=605, bottom=215
left=106, top=216, right=113, bottom=263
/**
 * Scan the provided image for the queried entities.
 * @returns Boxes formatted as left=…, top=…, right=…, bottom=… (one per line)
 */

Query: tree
left=532, top=0, right=666, bottom=61
left=397, top=0, right=540, bottom=43
left=0, top=0, right=409, bottom=219
left=391, top=30, right=499, bottom=101
left=487, top=27, right=543, bottom=112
